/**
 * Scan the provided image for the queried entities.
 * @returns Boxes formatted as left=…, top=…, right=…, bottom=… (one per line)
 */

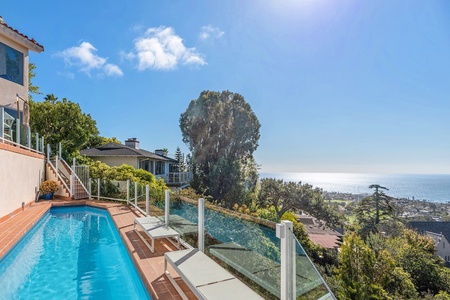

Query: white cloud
left=127, top=26, right=206, bottom=70
left=199, top=25, right=224, bottom=41
left=56, top=42, right=123, bottom=77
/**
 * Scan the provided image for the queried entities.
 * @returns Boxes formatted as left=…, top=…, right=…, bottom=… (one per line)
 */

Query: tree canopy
left=30, top=95, right=100, bottom=159
left=180, top=90, right=261, bottom=206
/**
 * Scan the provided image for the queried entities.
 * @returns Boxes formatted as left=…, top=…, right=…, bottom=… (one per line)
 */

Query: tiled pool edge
left=0, top=202, right=51, bottom=259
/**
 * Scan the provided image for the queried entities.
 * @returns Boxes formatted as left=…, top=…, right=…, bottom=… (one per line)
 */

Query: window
left=155, top=161, right=165, bottom=175
left=0, top=42, right=24, bottom=85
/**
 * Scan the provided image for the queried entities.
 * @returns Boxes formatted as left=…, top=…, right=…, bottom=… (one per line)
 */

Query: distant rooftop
left=80, top=142, right=177, bottom=162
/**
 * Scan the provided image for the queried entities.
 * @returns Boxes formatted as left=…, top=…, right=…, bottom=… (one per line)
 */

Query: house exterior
left=1, top=16, right=44, bottom=144
left=409, top=221, right=450, bottom=264
left=0, top=17, right=45, bottom=221
left=80, top=138, right=191, bottom=186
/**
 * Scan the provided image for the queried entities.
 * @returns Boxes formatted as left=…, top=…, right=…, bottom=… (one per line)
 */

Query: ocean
left=260, top=173, right=450, bottom=203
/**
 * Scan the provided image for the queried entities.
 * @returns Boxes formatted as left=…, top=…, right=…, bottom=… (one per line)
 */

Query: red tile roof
left=308, top=234, right=341, bottom=249
left=0, top=16, right=44, bottom=51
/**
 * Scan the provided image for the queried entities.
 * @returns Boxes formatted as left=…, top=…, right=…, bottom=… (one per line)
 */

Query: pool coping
left=0, top=200, right=196, bottom=300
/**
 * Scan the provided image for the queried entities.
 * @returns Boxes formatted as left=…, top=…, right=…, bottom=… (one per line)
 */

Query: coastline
left=260, top=172, right=450, bottom=204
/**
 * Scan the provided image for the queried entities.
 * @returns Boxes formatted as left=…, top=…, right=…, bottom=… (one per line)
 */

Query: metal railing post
left=198, top=198, right=205, bottom=252
left=41, top=137, right=44, bottom=154
left=35, top=133, right=39, bottom=152
left=97, top=178, right=100, bottom=200
left=126, top=180, right=130, bottom=204
left=27, top=127, right=31, bottom=148
left=15, top=117, right=20, bottom=145
left=134, top=182, right=138, bottom=208
left=0, top=107, right=4, bottom=140
left=165, top=190, right=170, bottom=226
left=47, top=144, right=50, bottom=161
left=88, top=178, right=92, bottom=200
left=276, top=220, right=296, bottom=300
left=59, top=142, right=62, bottom=159
left=70, top=173, right=74, bottom=198
left=145, top=185, right=150, bottom=216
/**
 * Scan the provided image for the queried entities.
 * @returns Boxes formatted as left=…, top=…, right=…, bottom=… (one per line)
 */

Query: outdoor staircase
left=47, top=156, right=90, bottom=200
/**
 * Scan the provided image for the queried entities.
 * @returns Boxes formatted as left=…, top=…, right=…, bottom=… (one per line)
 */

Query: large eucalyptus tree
left=180, top=90, right=261, bottom=206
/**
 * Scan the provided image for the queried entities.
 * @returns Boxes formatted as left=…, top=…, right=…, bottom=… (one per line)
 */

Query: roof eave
left=0, top=24, right=44, bottom=52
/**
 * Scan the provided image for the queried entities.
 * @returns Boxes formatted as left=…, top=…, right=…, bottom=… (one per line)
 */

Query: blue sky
left=3, top=0, right=450, bottom=174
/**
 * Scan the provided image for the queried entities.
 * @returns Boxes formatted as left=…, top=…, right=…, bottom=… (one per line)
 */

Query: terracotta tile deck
left=0, top=200, right=197, bottom=300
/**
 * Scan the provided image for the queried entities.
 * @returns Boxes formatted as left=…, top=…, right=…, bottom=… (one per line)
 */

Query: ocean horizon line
left=259, top=172, right=450, bottom=203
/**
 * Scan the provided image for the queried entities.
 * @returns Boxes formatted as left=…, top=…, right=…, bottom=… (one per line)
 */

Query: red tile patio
left=0, top=200, right=197, bottom=300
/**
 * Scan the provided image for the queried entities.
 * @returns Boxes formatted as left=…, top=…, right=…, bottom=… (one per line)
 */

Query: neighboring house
left=296, top=214, right=343, bottom=249
left=409, top=221, right=450, bottom=265
left=0, top=17, right=45, bottom=221
left=80, top=138, right=191, bottom=186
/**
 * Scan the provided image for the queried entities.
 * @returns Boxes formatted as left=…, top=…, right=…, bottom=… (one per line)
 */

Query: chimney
left=125, top=138, right=139, bottom=149
left=155, top=149, right=165, bottom=156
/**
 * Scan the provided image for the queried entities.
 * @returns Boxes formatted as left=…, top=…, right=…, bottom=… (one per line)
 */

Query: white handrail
left=48, top=158, right=70, bottom=193
left=0, top=136, right=43, bottom=155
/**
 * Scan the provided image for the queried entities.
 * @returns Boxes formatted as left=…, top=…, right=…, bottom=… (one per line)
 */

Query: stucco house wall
left=435, top=236, right=450, bottom=262
left=0, top=30, right=29, bottom=110
left=0, top=144, right=45, bottom=220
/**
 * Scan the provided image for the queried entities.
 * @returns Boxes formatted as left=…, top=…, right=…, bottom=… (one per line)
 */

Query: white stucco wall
left=0, top=148, right=45, bottom=219
left=436, top=236, right=450, bottom=262
left=0, top=35, right=28, bottom=110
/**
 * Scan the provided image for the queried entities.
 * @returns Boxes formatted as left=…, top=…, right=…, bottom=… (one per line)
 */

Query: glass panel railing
left=163, top=199, right=336, bottom=299
left=292, top=232, right=335, bottom=300
left=3, top=110, right=15, bottom=142
left=155, top=199, right=199, bottom=246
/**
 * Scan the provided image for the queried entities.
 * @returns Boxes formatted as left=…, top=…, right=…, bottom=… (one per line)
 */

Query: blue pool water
left=0, top=206, right=151, bottom=300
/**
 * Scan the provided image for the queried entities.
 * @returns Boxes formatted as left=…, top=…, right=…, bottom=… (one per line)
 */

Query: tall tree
left=180, top=90, right=261, bottom=205
left=355, top=184, right=397, bottom=236
left=174, top=147, right=185, bottom=172
left=30, top=96, right=99, bottom=159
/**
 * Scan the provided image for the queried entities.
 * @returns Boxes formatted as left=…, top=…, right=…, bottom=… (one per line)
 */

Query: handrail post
left=165, top=190, right=170, bottom=226
left=59, top=142, right=62, bottom=159
left=27, top=127, right=31, bottom=148
left=97, top=178, right=100, bottom=200
left=70, top=173, right=74, bottom=198
left=276, top=220, right=296, bottom=300
left=35, top=133, right=39, bottom=152
left=134, top=182, right=138, bottom=208
left=126, top=179, right=130, bottom=204
left=47, top=144, right=50, bottom=161
left=198, top=198, right=205, bottom=252
left=88, top=178, right=92, bottom=200
left=15, top=116, right=20, bottom=145
left=41, top=137, right=44, bottom=154
left=0, top=107, right=4, bottom=140
left=145, top=185, right=150, bottom=216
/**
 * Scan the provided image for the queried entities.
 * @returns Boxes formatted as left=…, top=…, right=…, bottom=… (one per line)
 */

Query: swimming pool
left=0, top=206, right=151, bottom=300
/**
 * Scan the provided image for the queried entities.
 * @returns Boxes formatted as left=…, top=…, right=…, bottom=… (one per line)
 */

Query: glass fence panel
left=153, top=199, right=198, bottom=244
left=292, top=233, right=335, bottom=300
left=3, top=111, right=15, bottom=141
left=99, top=180, right=128, bottom=200
left=161, top=200, right=282, bottom=298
